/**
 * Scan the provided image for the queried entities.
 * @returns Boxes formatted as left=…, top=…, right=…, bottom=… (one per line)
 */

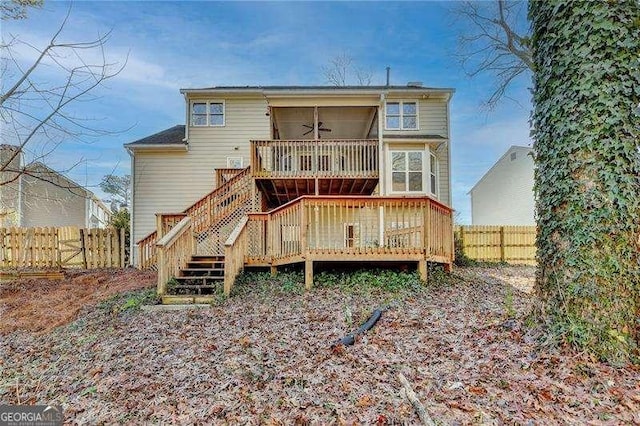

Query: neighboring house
left=125, top=84, right=456, bottom=302
left=469, top=145, right=535, bottom=225
left=0, top=145, right=111, bottom=228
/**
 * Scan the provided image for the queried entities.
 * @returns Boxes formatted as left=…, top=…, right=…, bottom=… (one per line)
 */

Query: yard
left=0, top=266, right=638, bottom=424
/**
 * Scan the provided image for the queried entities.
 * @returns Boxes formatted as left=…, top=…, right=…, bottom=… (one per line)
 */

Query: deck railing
left=224, top=196, right=453, bottom=294
left=156, top=216, right=195, bottom=295
left=251, top=139, right=379, bottom=179
left=137, top=167, right=254, bottom=267
left=251, top=195, right=453, bottom=262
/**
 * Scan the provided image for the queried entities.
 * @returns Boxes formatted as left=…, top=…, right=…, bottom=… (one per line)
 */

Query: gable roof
left=124, top=125, right=186, bottom=148
left=468, top=145, right=534, bottom=194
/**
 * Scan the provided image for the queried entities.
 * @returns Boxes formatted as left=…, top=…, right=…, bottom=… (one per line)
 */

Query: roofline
left=123, top=143, right=188, bottom=151
left=468, top=145, right=534, bottom=194
left=180, top=86, right=455, bottom=99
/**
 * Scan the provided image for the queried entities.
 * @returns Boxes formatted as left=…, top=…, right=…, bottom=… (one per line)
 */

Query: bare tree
left=322, top=53, right=372, bottom=86
left=1, top=0, right=42, bottom=21
left=0, top=4, right=126, bottom=190
left=454, top=0, right=532, bottom=109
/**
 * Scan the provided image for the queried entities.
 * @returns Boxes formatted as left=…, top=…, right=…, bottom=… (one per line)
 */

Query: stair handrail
left=137, top=166, right=252, bottom=267
left=223, top=216, right=249, bottom=295
left=156, top=216, right=194, bottom=295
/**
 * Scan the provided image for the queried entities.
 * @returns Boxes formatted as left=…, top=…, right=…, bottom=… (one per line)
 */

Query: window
left=191, top=101, right=225, bottom=126
left=226, top=157, right=243, bottom=168
left=430, top=153, right=438, bottom=196
left=385, top=101, right=418, bottom=130
left=391, top=151, right=423, bottom=192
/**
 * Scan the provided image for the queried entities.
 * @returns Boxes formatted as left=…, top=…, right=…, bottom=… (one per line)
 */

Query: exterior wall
left=382, top=98, right=448, bottom=137
left=20, top=172, right=88, bottom=228
left=0, top=146, right=22, bottom=226
left=132, top=97, right=270, bottom=246
left=87, top=198, right=111, bottom=228
left=470, top=146, right=535, bottom=225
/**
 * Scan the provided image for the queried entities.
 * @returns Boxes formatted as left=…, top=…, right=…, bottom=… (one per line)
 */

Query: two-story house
left=125, top=84, right=455, bottom=303
left=0, top=145, right=111, bottom=229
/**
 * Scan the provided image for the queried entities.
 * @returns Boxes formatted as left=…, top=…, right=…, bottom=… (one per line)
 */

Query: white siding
left=470, top=146, right=535, bottom=225
left=132, top=98, right=270, bottom=244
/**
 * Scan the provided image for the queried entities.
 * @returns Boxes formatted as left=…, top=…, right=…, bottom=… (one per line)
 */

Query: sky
left=2, top=1, right=533, bottom=223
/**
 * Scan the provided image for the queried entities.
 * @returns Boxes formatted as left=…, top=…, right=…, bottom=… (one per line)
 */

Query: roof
left=384, top=134, right=447, bottom=140
left=180, top=85, right=455, bottom=99
left=124, top=125, right=186, bottom=147
left=468, top=145, right=534, bottom=194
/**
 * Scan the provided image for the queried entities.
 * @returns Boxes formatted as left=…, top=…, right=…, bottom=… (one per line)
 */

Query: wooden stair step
left=174, top=276, right=223, bottom=281
left=172, top=284, right=219, bottom=289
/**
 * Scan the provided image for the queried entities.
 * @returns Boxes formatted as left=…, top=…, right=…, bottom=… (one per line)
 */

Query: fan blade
left=303, top=128, right=313, bottom=135
left=302, top=124, right=313, bottom=129
left=320, top=128, right=332, bottom=132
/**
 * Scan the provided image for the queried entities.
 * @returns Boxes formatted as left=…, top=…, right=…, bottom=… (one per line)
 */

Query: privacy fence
left=0, top=226, right=126, bottom=269
left=455, top=225, right=537, bottom=265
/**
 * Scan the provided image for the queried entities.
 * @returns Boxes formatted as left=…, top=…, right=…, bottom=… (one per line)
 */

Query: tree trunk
left=529, top=1, right=640, bottom=364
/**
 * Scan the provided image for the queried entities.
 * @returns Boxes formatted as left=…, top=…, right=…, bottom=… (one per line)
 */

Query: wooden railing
left=215, top=168, right=244, bottom=188
left=251, top=139, right=379, bottom=179
left=223, top=216, right=249, bottom=295
left=156, top=217, right=195, bottom=295
left=240, top=196, right=453, bottom=265
left=137, top=167, right=254, bottom=267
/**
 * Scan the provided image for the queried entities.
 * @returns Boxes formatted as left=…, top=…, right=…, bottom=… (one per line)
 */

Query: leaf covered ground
left=0, top=266, right=638, bottom=424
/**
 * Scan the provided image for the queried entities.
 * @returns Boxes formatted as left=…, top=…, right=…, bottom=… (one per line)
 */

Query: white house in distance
left=469, top=145, right=535, bottom=225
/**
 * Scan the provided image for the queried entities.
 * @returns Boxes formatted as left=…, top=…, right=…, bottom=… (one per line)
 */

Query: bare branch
left=0, top=5, right=127, bottom=189
left=453, top=0, right=532, bottom=109
left=322, top=53, right=372, bottom=86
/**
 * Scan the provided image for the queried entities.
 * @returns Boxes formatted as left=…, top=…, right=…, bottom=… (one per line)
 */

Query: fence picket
left=0, top=226, right=125, bottom=269
left=455, top=225, right=536, bottom=265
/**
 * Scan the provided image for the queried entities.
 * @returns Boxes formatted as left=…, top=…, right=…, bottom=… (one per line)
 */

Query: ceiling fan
left=302, top=121, right=332, bottom=136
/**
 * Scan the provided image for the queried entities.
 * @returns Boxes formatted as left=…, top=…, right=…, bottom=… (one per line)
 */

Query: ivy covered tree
left=529, top=1, right=640, bottom=364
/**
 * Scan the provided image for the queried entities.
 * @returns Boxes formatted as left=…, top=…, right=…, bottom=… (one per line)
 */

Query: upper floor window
left=385, top=101, right=418, bottom=130
left=191, top=101, right=225, bottom=126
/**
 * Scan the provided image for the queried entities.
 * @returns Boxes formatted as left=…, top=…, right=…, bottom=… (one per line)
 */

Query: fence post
left=120, top=228, right=126, bottom=267
left=500, top=226, right=505, bottom=263
left=80, top=228, right=88, bottom=269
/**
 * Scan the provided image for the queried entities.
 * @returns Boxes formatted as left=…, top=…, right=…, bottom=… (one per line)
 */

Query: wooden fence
left=0, top=226, right=126, bottom=269
left=455, top=225, right=537, bottom=265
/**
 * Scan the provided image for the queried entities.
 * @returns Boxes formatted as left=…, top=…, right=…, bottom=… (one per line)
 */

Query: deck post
left=270, top=265, right=277, bottom=276
left=305, top=259, right=313, bottom=290
left=418, top=259, right=428, bottom=283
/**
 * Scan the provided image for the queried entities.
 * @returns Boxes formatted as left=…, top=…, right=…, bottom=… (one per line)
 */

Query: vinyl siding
left=0, top=147, right=21, bottom=226
left=470, top=147, right=535, bottom=225
left=132, top=98, right=270, bottom=245
left=20, top=174, right=87, bottom=227
left=383, top=98, right=448, bottom=137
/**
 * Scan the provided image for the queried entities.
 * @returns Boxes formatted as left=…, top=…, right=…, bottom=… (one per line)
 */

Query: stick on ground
left=398, top=373, right=436, bottom=426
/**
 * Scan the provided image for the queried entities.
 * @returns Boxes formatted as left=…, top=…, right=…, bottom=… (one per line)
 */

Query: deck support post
left=418, top=259, right=428, bottom=283
left=270, top=265, right=277, bottom=276
left=305, top=259, right=313, bottom=290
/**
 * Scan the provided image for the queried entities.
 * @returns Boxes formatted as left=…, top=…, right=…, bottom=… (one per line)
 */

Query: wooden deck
left=224, top=195, right=454, bottom=294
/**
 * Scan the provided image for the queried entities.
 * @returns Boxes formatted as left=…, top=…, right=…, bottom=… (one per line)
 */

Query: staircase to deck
left=147, top=167, right=258, bottom=303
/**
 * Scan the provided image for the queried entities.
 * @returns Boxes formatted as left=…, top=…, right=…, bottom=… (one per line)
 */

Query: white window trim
left=191, top=100, right=226, bottom=127
left=429, top=151, right=439, bottom=198
left=387, top=149, right=427, bottom=195
left=226, top=156, right=243, bottom=168
left=384, top=100, right=419, bottom=131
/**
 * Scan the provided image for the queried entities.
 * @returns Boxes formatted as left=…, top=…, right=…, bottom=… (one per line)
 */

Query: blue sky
left=3, top=1, right=532, bottom=223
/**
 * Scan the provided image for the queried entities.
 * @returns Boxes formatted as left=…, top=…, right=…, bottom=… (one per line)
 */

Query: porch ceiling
left=272, top=106, right=378, bottom=140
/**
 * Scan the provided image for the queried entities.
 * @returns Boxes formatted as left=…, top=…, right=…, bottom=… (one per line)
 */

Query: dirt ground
left=0, top=266, right=638, bottom=424
left=0, top=268, right=155, bottom=334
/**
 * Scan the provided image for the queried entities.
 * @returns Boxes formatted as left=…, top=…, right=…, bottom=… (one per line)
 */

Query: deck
left=224, top=195, right=453, bottom=294
left=251, top=139, right=379, bottom=205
